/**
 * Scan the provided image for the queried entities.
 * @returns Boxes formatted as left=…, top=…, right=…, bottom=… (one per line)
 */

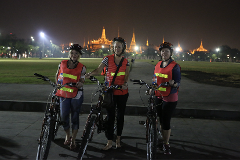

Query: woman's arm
left=85, top=62, right=106, bottom=78
left=76, top=66, right=86, bottom=88
left=169, top=64, right=181, bottom=87
left=122, top=65, right=130, bottom=90
left=55, top=63, right=61, bottom=84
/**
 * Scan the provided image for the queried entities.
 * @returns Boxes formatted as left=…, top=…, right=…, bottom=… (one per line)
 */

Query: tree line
left=0, top=33, right=63, bottom=58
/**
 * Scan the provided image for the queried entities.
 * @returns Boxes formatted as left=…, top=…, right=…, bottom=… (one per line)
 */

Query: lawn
left=0, top=58, right=103, bottom=84
left=137, top=59, right=240, bottom=87
left=146, top=59, right=240, bottom=76
left=1, top=58, right=240, bottom=86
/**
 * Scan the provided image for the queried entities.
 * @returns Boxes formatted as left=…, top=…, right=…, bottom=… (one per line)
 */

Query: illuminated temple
left=128, top=29, right=137, bottom=52
left=192, top=40, right=208, bottom=54
left=87, top=27, right=112, bottom=51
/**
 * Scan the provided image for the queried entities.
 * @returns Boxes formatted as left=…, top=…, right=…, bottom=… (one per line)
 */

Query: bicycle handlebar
left=34, top=73, right=77, bottom=88
left=89, top=76, right=122, bottom=90
left=130, top=79, right=169, bottom=89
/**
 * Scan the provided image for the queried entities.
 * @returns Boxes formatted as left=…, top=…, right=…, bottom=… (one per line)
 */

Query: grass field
left=0, top=58, right=240, bottom=85
left=0, top=58, right=103, bottom=84
left=138, top=59, right=240, bottom=76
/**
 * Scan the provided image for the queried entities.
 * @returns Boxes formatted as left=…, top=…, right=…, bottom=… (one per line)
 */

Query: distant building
left=191, top=40, right=208, bottom=54
left=128, top=29, right=137, bottom=53
left=176, top=42, right=183, bottom=52
left=87, top=27, right=112, bottom=52
left=191, top=40, right=209, bottom=61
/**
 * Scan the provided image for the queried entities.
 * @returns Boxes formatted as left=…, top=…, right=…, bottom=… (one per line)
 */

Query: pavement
left=0, top=60, right=240, bottom=159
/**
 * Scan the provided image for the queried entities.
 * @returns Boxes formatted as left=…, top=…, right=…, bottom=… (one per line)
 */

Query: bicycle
left=77, top=76, right=121, bottom=160
left=130, top=79, right=168, bottom=160
left=34, top=73, right=76, bottom=160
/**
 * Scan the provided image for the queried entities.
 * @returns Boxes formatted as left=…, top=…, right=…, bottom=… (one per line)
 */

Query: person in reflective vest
left=86, top=37, right=129, bottom=150
left=55, top=44, right=86, bottom=150
left=153, top=42, right=181, bottom=155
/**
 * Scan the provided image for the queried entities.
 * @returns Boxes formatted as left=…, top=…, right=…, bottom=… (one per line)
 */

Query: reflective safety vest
left=154, top=61, right=177, bottom=97
left=106, top=54, right=128, bottom=95
left=56, top=60, right=84, bottom=98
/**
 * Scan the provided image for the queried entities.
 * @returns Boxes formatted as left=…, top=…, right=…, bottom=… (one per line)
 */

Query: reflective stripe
left=60, top=87, right=74, bottom=93
left=110, top=72, right=126, bottom=76
left=62, top=73, right=77, bottom=80
left=157, top=87, right=167, bottom=91
left=155, top=73, right=168, bottom=78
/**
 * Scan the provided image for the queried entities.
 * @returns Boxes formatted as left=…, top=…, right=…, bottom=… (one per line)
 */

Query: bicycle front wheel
left=147, top=117, right=157, bottom=160
left=77, top=115, right=96, bottom=160
left=36, top=116, right=53, bottom=160
left=51, top=111, right=61, bottom=141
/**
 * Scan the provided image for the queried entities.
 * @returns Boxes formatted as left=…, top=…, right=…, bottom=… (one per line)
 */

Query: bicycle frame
left=78, top=76, right=121, bottom=160
left=131, top=79, right=166, bottom=160
left=34, top=73, right=76, bottom=160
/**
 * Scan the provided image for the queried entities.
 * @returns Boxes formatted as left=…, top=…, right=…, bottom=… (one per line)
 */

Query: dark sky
left=1, top=0, right=240, bottom=51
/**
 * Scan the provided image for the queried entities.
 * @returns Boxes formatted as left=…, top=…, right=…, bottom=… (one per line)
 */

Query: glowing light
left=40, top=32, right=45, bottom=38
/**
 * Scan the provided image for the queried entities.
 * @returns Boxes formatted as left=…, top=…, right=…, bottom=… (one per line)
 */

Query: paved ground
left=0, top=111, right=240, bottom=160
left=0, top=61, right=240, bottom=159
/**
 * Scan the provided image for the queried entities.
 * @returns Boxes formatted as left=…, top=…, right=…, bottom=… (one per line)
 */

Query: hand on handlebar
left=122, top=82, right=128, bottom=90
left=169, top=80, right=175, bottom=86
left=76, top=81, right=83, bottom=88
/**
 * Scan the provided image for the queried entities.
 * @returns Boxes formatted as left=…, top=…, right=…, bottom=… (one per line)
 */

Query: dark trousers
left=106, top=93, right=129, bottom=140
left=155, top=97, right=177, bottom=130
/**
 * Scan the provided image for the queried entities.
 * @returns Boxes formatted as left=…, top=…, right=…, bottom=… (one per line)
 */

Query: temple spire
left=101, top=26, right=106, bottom=40
left=163, top=36, right=165, bottom=43
left=83, top=38, right=86, bottom=47
left=131, top=28, right=136, bottom=43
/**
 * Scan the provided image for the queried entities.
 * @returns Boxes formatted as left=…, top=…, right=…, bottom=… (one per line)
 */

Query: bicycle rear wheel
left=36, top=116, right=53, bottom=160
left=77, top=115, right=96, bottom=160
left=147, top=117, right=157, bottom=160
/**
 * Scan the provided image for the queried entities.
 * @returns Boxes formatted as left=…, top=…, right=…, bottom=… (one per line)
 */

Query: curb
left=0, top=100, right=239, bottom=121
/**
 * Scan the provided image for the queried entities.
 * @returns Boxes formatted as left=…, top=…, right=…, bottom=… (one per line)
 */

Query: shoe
left=157, top=142, right=164, bottom=151
left=116, top=136, right=121, bottom=148
left=70, top=142, right=76, bottom=150
left=163, top=143, right=171, bottom=155
left=64, top=139, right=71, bottom=145
left=64, top=136, right=72, bottom=145
left=102, top=144, right=113, bottom=151
left=116, top=141, right=121, bottom=148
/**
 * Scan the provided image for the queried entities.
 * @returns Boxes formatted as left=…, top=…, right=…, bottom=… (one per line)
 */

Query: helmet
left=113, top=37, right=127, bottom=51
left=69, top=44, right=83, bottom=55
left=159, top=42, right=173, bottom=53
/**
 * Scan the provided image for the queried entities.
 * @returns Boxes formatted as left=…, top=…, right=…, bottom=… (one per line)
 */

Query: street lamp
left=40, top=32, right=45, bottom=58
left=216, top=48, right=220, bottom=61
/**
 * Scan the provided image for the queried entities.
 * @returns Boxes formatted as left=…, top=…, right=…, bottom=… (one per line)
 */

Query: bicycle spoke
left=77, top=116, right=96, bottom=160
left=36, top=116, right=52, bottom=160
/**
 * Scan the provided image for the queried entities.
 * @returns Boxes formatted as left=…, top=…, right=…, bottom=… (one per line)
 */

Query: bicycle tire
left=77, top=115, right=96, bottom=160
left=36, top=116, right=53, bottom=160
left=51, top=111, right=61, bottom=141
left=147, top=117, right=157, bottom=160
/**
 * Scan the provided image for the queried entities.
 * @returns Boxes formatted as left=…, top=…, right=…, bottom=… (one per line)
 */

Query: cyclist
left=86, top=37, right=129, bottom=150
left=153, top=42, right=181, bottom=154
left=55, top=44, right=86, bottom=150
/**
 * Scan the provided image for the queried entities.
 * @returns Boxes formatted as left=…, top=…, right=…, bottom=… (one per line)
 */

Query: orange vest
left=56, top=60, right=84, bottom=98
left=154, top=61, right=177, bottom=97
left=106, top=54, right=128, bottom=95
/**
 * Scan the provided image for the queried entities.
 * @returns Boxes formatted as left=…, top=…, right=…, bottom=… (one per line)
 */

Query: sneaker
left=157, top=141, right=164, bottom=151
left=163, top=144, right=171, bottom=154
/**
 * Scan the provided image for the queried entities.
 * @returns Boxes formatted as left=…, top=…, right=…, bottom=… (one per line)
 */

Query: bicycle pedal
left=139, top=121, right=145, bottom=125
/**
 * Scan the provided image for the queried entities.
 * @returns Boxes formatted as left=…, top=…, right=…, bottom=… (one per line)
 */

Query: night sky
left=1, top=0, right=240, bottom=51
